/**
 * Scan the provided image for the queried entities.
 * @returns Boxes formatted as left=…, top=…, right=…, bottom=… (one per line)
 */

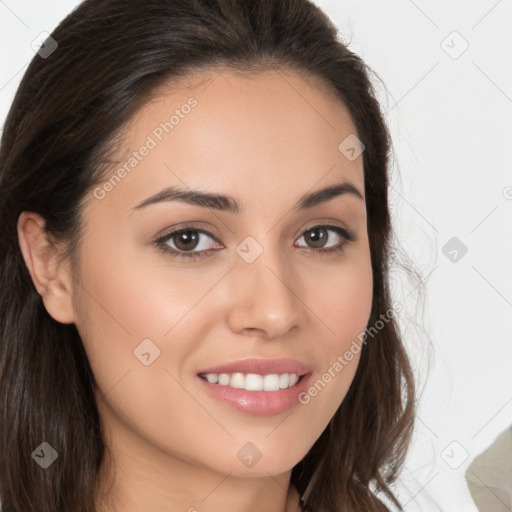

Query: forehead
left=90, top=67, right=365, bottom=214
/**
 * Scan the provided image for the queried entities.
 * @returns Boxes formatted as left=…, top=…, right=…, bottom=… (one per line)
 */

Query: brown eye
left=154, top=224, right=356, bottom=261
left=296, top=225, right=356, bottom=253
left=172, top=230, right=201, bottom=251
left=155, top=227, right=221, bottom=260
left=302, top=227, right=330, bottom=249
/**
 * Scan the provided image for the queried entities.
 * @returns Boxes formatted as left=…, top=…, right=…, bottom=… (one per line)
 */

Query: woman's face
left=72, top=68, right=373, bottom=480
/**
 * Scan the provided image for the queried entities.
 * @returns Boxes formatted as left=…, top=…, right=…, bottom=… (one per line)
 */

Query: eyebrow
left=131, top=180, right=364, bottom=214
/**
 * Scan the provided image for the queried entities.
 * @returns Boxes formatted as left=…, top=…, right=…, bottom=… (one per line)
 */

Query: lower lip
left=196, top=373, right=313, bottom=416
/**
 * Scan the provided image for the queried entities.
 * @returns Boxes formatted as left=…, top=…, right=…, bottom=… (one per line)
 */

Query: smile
left=198, top=372, right=301, bottom=391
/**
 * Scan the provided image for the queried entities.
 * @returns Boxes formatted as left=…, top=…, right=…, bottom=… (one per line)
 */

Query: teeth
left=218, top=373, right=230, bottom=386
left=206, top=374, right=219, bottom=384
left=230, top=372, right=245, bottom=389
left=279, top=373, right=289, bottom=389
left=263, top=374, right=280, bottom=391
left=201, top=372, right=300, bottom=391
left=245, top=373, right=263, bottom=390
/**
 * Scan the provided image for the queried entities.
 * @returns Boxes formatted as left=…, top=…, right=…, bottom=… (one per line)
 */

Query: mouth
left=195, top=358, right=313, bottom=416
left=197, top=371, right=308, bottom=392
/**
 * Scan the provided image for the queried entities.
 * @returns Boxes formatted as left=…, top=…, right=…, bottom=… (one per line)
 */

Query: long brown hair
left=0, top=1, right=417, bottom=510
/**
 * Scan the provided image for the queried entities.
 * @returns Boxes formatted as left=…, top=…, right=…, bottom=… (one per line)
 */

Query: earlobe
left=17, top=211, right=75, bottom=324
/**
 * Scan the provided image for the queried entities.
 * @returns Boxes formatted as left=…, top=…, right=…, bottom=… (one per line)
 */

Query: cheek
left=72, top=242, right=225, bottom=469
left=286, top=247, right=372, bottom=438
left=309, top=247, right=374, bottom=354
left=71, top=233, right=180, bottom=393
left=71, top=230, right=229, bottom=435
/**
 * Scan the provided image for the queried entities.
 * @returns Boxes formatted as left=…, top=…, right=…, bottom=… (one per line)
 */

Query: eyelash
left=154, top=224, right=357, bottom=261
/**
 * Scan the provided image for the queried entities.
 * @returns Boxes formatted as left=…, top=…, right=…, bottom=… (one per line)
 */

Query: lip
left=196, top=372, right=313, bottom=416
left=196, top=358, right=314, bottom=416
left=196, top=357, right=313, bottom=377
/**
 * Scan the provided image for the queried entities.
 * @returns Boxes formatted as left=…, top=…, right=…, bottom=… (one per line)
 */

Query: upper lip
left=197, top=358, right=312, bottom=376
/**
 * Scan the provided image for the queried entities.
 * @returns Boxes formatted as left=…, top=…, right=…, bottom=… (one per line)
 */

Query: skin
left=18, top=68, right=373, bottom=512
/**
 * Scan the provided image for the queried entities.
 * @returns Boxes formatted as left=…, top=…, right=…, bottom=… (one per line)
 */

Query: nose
left=225, top=244, right=302, bottom=340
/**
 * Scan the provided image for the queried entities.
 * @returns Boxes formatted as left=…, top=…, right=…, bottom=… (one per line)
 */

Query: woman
left=0, top=1, right=416, bottom=510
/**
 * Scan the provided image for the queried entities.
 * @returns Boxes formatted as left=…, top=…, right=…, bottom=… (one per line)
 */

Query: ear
left=17, top=211, right=75, bottom=324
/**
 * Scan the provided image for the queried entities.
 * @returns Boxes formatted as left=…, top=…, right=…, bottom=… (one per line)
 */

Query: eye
left=154, top=224, right=357, bottom=261
left=155, top=227, right=221, bottom=260
left=295, top=225, right=356, bottom=256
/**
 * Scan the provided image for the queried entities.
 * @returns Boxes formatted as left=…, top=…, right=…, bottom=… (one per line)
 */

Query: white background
left=1, top=1, right=511, bottom=511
